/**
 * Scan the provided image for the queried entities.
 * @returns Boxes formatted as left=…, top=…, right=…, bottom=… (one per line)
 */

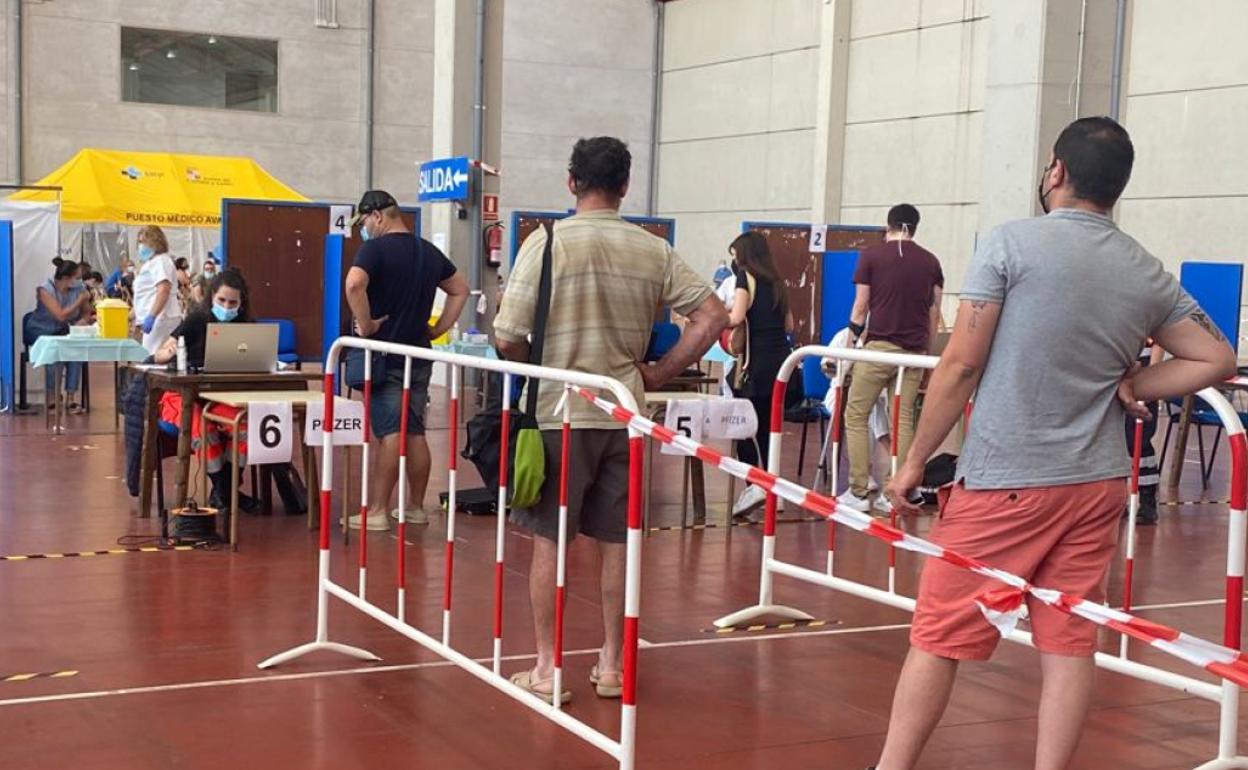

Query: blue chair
left=1159, top=397, right=1248, bottom=488
left=644, top=322, right=681, bottom=362
left=258, top=318, right=300, bottom=368
left=785, top=356, right=832, bottom=480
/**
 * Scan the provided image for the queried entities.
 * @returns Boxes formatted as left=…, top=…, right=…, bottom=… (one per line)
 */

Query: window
left=121, top=27, right=278, bottom=113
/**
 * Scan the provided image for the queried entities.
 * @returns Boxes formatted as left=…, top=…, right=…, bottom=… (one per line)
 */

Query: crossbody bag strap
left=525, top=221, right=556, bottom=415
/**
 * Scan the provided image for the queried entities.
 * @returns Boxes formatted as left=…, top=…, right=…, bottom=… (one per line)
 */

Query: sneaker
left=872, top=495, right=894, bottom=515
left=732, top=485, right=768, bottom=517
left=390, top=507, right=430, bottom=525
left=836, top=489, right=870, bottom=513
left=343, top=511, right=390, bottom=531
left=867, top=476, right=880, bottom=493
left=907, top=489, right=925, bottom=506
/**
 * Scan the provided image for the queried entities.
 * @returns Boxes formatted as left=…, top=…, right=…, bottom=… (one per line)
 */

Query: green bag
left=509, top=222, right=556, bottom=509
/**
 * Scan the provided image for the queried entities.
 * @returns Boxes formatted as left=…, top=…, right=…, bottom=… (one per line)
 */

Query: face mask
left=211, top=302, right=239, bottom=322
left=137, top=244, right=155, bottom=262
left=204, top=267, right=216, bottom=277
left=1037, top=161, right=1056, bottom=215
left=360, top=225, right=371, bottom=242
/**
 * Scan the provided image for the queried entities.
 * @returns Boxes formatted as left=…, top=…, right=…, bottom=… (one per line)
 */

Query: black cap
left=348, top=190, right=398, bottom=226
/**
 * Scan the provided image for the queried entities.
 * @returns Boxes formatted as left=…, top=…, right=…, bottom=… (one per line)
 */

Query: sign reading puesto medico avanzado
left=418, top=156, right=471, bottom=202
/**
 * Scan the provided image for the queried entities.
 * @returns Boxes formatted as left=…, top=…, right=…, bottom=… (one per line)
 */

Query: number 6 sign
left=248, top=401, right=293, bottom=465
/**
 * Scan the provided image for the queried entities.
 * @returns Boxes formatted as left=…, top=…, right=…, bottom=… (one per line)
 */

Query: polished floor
left=0, top=364, right=1245, bottom=769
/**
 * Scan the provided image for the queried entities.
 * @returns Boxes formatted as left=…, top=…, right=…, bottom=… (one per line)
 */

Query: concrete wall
left=7, top=0, right=436, bottom=205
left=839, top=0, right=987, bottom=300
left=499, top=0, right=657, bottom=226
left=1118, top=0, right=1248, bottom=307
left=656, top=0, right=822, bottom=276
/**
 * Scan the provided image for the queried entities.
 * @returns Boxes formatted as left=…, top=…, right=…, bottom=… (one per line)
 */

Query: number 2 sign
left=808, top=225, right=828, bottom=253
left=248, top=402, right=293, bottom=465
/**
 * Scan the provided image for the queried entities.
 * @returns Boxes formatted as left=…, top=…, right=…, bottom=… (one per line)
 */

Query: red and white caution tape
left=572, top=386, right=1248, bottom=689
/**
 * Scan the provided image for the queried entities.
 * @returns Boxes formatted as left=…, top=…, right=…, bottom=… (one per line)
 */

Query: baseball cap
left=347, top=190, right=399, bottom=226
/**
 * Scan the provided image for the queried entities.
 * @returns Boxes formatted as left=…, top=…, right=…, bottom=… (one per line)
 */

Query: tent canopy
left=7, top=148, right=307, bottom=228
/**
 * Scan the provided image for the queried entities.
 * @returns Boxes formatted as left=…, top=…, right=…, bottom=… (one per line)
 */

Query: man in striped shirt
left=495, top=136, right=727, bottom=703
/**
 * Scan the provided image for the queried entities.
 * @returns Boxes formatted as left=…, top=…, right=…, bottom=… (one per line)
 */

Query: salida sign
left=418, top=156, right=471, bottom=202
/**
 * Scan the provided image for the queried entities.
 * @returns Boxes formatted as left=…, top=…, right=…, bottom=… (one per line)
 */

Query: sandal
left=589, top=664, right=623, bottom=699
left=509, top=669, right=571, bottom=705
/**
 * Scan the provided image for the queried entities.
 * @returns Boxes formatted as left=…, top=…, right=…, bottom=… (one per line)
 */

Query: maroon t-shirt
left=853, top=240, right=944, bottom=352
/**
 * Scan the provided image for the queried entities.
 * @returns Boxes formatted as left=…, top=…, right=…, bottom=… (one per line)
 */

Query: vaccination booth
left=0, top=148, right=308, bottom=408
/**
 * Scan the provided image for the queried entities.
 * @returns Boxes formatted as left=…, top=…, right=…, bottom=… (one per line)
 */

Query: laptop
left=203, top=323, right=279, bottom=373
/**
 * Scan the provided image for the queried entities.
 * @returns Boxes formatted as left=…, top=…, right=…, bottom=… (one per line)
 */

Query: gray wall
left=7, top=0, right=436, bottom=204
left=499, top=0, right=657, bottom=224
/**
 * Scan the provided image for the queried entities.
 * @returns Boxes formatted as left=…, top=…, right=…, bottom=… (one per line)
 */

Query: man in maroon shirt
left=838, top=204, right=944, bottom=514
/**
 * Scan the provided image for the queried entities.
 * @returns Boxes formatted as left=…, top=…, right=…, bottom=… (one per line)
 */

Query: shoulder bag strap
left=525, top=221, right=555, bottom=415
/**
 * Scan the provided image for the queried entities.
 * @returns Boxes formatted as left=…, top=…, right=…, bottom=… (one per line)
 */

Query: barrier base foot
left=713, top=604, right=815, bottom=629
left=257, top=640, right=382, bottom=670
left=1193, top=757, right=1248, bottom=769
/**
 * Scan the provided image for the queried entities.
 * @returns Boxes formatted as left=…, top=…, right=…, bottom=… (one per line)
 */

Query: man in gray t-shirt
left=870, top=118, right=1236, bottom=770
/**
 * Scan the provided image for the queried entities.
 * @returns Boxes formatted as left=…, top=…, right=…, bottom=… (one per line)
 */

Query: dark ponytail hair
left=203, top=268, right=252, bottom=322
left=729, top=231, right=788, bottom=314
left=51, top=257, right=79, bottom=281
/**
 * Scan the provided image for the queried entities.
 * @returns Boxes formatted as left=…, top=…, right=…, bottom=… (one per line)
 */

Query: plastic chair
left=786, top=356, right=831, bottom=480
left=1158, top=397, right=1248, bottom=488
left=644, top=322, right=681, bottom=362
left=258, top=318, right=300, bottom=368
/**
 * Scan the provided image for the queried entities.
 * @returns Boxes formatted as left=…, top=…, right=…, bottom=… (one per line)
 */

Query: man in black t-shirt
left=344, top=190, right=470, bottom=530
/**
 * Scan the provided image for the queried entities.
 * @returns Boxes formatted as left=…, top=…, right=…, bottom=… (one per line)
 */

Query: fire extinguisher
left=484, top=223, right=504, bottom=267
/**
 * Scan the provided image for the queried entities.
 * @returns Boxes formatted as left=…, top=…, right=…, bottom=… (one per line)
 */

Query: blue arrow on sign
left=418, top=156, right=472, bottom=202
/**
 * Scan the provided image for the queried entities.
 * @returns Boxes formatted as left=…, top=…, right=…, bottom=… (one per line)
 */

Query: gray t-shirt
left=957, top=208, right=1198, bottom=490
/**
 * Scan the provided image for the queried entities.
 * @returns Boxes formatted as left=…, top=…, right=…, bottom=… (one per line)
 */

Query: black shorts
left=510, top=429, right=631, bottom=544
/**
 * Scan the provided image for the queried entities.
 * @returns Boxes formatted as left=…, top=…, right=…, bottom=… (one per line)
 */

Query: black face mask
left=1037, top=160, right=1056, bottom=214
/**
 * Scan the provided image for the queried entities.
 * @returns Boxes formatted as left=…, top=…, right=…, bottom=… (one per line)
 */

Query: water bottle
left=451, top=322, right=460, bottom=343
left=176, top=336, right=187, bottom=374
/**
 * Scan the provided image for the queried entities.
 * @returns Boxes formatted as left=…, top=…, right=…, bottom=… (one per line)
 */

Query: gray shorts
left=510, top=429, right=630, bottom=544
left=370, top=361, right=431, bottom=438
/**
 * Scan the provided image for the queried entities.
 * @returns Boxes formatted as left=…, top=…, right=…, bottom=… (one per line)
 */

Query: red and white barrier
left=259, top=338, right=644, bottom=770
left=700, top=344, right=1247, bottom=770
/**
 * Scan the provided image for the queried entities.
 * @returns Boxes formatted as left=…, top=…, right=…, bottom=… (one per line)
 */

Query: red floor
left=0, top=363, right=1244, bottom=769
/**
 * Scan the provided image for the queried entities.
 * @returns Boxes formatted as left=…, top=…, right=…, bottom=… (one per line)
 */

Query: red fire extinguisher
left=484, top=223, right=504, bottom=267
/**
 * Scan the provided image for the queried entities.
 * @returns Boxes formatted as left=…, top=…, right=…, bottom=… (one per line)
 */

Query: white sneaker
left=836, top=490, right=870, bottom=513
left=390, top=507, right=430, bottom=525
left=732, top=485, right=768, bottom=516
left=872, top=495, right=894, bottom=515
left=342, top=511, right=390, bottom=531
left=867, top=476, right=880, bottom=493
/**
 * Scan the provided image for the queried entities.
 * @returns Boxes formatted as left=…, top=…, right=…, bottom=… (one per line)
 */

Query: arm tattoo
left=968, top=300, right=988, bottom=331
left=1190, top=310, right=1227, bottom=343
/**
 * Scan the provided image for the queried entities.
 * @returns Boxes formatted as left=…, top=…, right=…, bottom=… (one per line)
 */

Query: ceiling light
left=207, top=36, right=217, bottom=44
left=128, top=63, right=139, bottom=71
left=166, top=49, right=177, bottom=59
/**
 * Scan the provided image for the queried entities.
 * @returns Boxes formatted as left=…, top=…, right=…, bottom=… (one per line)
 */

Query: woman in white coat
left=131, top=225, right=184, bottom=353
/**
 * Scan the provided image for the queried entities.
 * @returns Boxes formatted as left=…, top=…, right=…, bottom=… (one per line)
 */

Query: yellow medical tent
left=8, top=148, right=308, bottom=226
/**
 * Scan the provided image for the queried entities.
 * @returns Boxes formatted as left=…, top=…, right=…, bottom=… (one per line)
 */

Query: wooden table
left=1166, top=375, right=1248, bottom=488
left=135, top=367, right=322, bottom=520
left=200, top=390, right=355, bottom=548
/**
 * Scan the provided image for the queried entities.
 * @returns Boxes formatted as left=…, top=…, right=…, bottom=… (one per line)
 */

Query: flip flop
left=509, top=670, right=571, bottom=705
left=589, top=664, right=623, bottom=699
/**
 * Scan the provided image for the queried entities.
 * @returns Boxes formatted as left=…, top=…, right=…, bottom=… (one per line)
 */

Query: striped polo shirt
left=495, top=209, right=712, bottom=429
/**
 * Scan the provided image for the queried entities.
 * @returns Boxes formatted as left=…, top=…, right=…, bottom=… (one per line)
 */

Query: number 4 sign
left=329, top=204, right=354, bottom=238
left=248, top=402, right=293, bottom=465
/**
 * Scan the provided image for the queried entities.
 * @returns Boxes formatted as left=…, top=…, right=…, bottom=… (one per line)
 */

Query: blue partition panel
left=0, top=221, right=13, bottom=410
left=1180, top=261, right=1243, bottom=354
left=821, top=249, right=860, bottom=344
left=323, top=233, right=345, bottom=363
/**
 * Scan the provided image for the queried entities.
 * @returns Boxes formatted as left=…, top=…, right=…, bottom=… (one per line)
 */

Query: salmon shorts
left=910, top=478, right=1127, bottom=660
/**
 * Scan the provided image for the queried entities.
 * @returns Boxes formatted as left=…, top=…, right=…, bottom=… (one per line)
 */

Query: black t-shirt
left=735, top=267, right=787, bottom=338
left=353, top=233, right=456, bottom=347
left=170, top=309, right=215, bottom=368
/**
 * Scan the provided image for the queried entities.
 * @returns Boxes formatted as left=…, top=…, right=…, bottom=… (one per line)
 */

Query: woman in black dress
left=726, top=231, right=793, bottom=515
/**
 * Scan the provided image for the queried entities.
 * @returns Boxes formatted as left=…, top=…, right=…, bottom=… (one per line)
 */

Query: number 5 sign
left=248, top=402, right=293, bottom=465
left=662, top=399, right=704, bottom=456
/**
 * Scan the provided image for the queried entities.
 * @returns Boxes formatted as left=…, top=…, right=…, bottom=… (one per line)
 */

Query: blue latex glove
left=141, top=315, right=156, bottom=334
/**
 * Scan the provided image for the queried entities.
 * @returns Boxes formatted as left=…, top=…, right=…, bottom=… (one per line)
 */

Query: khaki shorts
left=510, top=429, right=630, bottom=544
left=910, top=478, right=1126, bottom=660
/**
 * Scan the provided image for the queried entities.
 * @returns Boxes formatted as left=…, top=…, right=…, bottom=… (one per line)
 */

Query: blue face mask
left=211, top=302, right=239, bottom=322
left=137, top=244, right=155, bottom=262
left=360, top=225, right=371, bottom=242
